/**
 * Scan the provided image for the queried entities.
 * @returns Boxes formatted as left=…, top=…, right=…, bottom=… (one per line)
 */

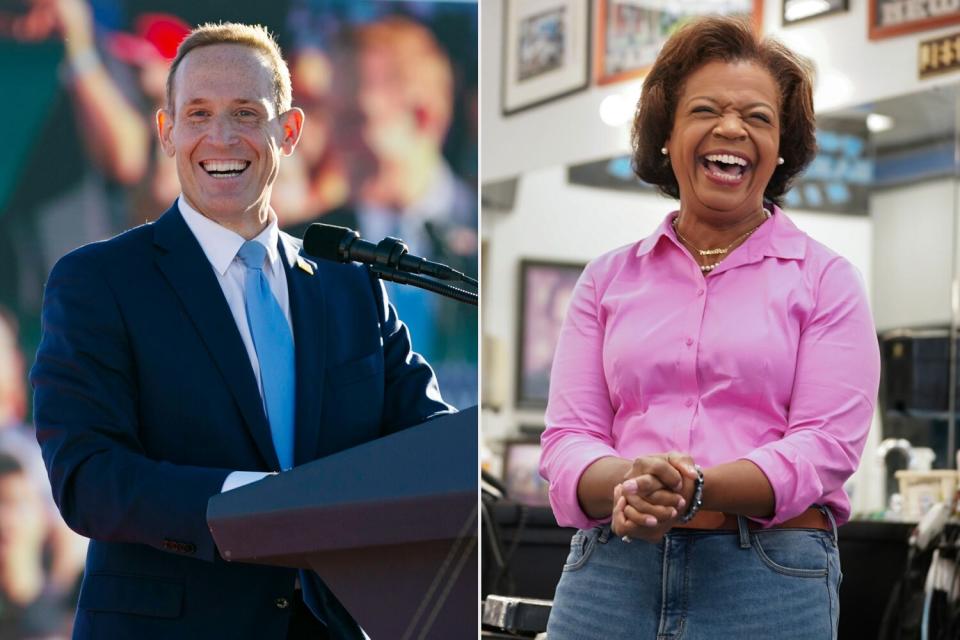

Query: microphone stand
left=369, top=237, right=477, bottom=288
left=369, top=264, right=478, bottom=306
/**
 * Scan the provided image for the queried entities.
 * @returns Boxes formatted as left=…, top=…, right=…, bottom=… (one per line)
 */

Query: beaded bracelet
left=677, top=465, right=704, bottom=524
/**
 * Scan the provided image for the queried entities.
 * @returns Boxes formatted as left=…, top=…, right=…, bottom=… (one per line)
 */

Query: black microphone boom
left=302, top=223, right=477, bottom=286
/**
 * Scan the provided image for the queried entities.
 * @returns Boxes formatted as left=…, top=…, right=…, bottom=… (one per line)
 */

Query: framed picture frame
left=869, top=0, right=960, bottom=40
left=501, top=0, right=591, bottom=116
left=502, top=439, right=551, bottom=506
left=783, top=0, right=848, bottom=26
left=595, top=0, right=763, bottom=85
left=515, top=259, right=585, bottom=408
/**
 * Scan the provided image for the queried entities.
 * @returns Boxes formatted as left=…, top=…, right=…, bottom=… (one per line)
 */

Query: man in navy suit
left=30, top=22, right=453, bottom=639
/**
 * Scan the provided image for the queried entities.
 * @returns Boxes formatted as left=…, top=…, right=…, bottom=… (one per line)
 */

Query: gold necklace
left=673, top=208, right=771, bottom=273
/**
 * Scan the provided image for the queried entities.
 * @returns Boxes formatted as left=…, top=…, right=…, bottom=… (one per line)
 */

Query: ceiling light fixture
left=866, top=113, right=895, bottom=133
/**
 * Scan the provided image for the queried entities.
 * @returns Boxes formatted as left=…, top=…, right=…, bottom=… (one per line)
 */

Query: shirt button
left=685, top=398, right=694, bottom=407
left=275, top=598, right=290, bottom=609
left=697, top=289, right=704, bottom=296
left=686, top=337, right=694, bottom=346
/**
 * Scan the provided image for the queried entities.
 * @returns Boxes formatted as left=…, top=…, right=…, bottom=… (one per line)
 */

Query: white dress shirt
left=182, top=198, right=377, bottom=631
left=177, top=195, right=293, bottom=492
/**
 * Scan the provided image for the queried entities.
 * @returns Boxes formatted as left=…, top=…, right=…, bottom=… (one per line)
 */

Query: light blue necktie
left=237, top=240, right=295, bottom=470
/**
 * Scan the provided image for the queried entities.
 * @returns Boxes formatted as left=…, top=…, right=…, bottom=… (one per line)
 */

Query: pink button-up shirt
left=540, top=206, right=880, bottom=530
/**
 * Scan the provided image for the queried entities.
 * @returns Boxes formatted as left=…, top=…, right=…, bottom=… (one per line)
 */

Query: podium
left=207, top=407, right=478, bottom=639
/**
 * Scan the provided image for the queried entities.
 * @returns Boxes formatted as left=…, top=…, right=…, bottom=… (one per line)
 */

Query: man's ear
left=156, top=109, right=175, bottom=158
left=279, top=107, right=305, bottom=156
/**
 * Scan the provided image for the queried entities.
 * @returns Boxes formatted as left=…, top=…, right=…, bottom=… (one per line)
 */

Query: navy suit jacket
left=30, top=204, right=453, bottom=639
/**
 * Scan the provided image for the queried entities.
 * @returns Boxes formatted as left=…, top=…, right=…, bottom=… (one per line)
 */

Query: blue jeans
left=547, top=513, right=841, bottom=639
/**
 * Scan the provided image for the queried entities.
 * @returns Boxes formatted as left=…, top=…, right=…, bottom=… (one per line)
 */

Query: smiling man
left=30, top=23, right=452, bottom=640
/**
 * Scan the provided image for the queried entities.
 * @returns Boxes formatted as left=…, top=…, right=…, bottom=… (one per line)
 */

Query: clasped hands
left=611, top=452, right=699, bottom=543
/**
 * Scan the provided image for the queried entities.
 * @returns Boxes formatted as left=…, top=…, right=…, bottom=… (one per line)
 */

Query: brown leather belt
left=674, top=507, right=831, bottom=532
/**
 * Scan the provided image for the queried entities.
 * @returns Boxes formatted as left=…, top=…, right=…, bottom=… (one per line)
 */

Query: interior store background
left=481, top=1, right=960, bottom=637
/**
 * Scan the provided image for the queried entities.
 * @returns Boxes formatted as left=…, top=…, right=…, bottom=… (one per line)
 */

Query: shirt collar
left=635, top=204, right=806, bottom=261
left=177, top=195, right=290, bottom=275
left=634, top=213, right=677, bottom=258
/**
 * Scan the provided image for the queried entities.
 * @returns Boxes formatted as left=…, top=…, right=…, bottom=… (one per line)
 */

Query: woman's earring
left=777, top=157, right=785, bottom=165
left=661, top=147, right=668, bottom=156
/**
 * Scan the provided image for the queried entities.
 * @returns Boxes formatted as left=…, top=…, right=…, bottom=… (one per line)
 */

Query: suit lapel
left=152, top=205, right=281, bottom=471
left=279, top=234, right=327, bottom=465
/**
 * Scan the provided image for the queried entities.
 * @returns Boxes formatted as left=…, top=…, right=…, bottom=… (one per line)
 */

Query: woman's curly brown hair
left=632, top=16, right=816, bottom=207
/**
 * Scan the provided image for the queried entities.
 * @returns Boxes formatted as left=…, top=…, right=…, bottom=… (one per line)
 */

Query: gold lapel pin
left=296, top=257, right=315, bottom=275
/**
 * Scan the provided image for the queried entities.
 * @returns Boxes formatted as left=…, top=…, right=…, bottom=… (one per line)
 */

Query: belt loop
left=598, top=525, right=611, bottom=544
left=818, top=505, right=839, bottom=546
left=736, top=515, right=751, bottom=549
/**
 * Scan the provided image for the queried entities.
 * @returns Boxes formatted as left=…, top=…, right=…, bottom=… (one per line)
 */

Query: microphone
left=302, top=223, right=476, bottom=285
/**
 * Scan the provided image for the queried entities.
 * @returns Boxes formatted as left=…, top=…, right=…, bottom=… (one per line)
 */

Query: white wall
left=871, top=179, right=956, bottom=332
left=482, top=0, right=960, bottom=182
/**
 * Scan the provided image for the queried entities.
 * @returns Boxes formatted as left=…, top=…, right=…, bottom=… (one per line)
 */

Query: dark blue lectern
left=207, top=407, right=478, bottom=639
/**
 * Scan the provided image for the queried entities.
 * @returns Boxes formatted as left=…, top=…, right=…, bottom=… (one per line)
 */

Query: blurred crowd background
left=0, top=0, right=477, bottom=636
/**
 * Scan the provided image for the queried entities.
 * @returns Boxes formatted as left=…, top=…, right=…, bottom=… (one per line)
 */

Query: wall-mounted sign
left=567, top=155, right=655, bottom=192
left=782, top=119, right=871, bottom=215
left=918, top=32, right=960, bottom=78
left=870, top=0, right=960, bottom=41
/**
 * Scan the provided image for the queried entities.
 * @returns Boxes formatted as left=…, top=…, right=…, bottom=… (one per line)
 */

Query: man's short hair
left=166, top=22, right=292, bottom=116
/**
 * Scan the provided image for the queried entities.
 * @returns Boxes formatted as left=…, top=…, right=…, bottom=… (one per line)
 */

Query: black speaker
left=880, top=330, right=953, bottom=414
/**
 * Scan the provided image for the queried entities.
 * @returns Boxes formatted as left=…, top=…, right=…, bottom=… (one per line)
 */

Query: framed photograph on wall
left=501, top=0, right=592, bottom=115
left=502, top=439, right=551, bottom=506
left=783, top=0, right=848, bottom=26
left=869, top=0, right=960, bottom=40
left=515, top=260, right=585, bottom=408
left=595, top=0, right=763, bottom=85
